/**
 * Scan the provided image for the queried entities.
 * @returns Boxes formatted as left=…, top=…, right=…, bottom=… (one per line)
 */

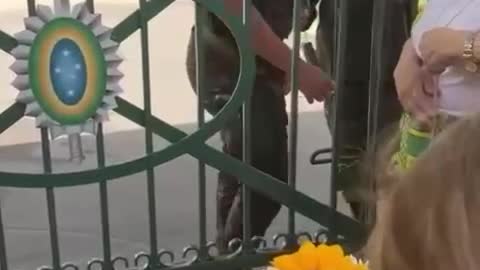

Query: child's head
left=367, top=112, right=480, bottom=270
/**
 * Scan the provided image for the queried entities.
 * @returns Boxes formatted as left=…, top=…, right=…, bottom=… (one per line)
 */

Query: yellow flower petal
left=299, top=240, right=316, bottom=250
left=271, top=243, right=369, bottom=270
left=271, top=254, right=303, bottom=270
left=317, top=244, right=345, bottom=268
left=296, top=241, right=318, bottom=270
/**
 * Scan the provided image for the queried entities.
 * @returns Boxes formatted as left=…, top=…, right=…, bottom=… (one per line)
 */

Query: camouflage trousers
left=188, top=75, right=288, bottom=254
left=215, top=83, right=288, bottom=253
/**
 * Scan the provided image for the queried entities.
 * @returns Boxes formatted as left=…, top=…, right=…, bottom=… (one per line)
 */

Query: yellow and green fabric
left=391, top=114, right=433, bottom=171
left=390, top=112, right=456, bottom=171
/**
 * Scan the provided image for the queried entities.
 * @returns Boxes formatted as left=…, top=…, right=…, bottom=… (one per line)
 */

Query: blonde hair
left=366, top=113, right=480, bottom=270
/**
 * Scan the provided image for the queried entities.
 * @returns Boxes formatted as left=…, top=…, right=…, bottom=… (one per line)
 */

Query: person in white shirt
left=390, top=0, right=480, bottom=170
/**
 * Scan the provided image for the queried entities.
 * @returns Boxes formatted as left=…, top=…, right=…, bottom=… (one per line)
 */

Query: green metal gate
left=0, top=0, right=412, bottom=268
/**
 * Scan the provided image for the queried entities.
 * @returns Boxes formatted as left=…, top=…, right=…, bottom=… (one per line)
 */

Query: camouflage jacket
left=186, top=0, right=296, bottom=88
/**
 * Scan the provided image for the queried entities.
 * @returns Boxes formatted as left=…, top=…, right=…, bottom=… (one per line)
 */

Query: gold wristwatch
left=463, top=31, right=479, bottom=73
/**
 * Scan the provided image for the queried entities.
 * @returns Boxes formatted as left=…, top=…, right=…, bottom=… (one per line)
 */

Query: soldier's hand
left=297, top=61, right=334, bottom=103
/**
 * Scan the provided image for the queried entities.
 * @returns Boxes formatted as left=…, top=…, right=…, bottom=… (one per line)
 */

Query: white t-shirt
left=411, top=0, right=480, bottom=116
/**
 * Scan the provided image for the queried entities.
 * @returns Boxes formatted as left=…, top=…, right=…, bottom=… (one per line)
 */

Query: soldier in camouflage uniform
left=186, top=0, right=329, bottom=253
left=306, top=0, right=414, bottom=222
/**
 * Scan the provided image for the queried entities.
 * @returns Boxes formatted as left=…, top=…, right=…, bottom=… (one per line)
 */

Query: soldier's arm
left=224, top=0, right=333, bottom=102
left=223, top=0, right=293, bottom=74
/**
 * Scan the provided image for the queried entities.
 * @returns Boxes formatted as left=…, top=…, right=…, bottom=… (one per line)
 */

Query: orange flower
left=271, top=241, right=368, bottom=270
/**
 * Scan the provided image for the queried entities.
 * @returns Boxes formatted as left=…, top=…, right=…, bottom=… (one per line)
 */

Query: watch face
left=465, top=61, right=478, bottom=73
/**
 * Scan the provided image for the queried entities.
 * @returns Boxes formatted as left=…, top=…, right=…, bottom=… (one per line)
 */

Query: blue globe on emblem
left=49, top=38, right=87, bottom=106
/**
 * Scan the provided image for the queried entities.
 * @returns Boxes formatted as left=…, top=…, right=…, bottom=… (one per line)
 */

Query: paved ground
left=0, top=1, right=350, bottom=269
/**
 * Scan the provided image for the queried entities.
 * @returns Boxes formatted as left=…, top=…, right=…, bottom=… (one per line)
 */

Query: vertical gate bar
left=139, top=0, right=159, bottom=264
left=241, top=0, right=253, bottom=254
left=366, top=0, right=387, bottom=167
left=85, top=2, right=114, bottom=268
left=41, top=129, right=62, bottom=269
left=27, top=0, right=35, bottom=18
left=86, top=0, right=94, bottom=11
left=194, top=1, right=208, bottom=259
left=97, top=125, right=113, bottom=270
left=287, top=0, right=303, bottom=246
left=365, top=0, right=388, bottom=229
left=0, top=205, right=8, bottom=270
left=29, top=0, right=62, bottom=266
left=332, top=0, right=339, bottom=75
left=328, top=0, right=349, bottom=241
